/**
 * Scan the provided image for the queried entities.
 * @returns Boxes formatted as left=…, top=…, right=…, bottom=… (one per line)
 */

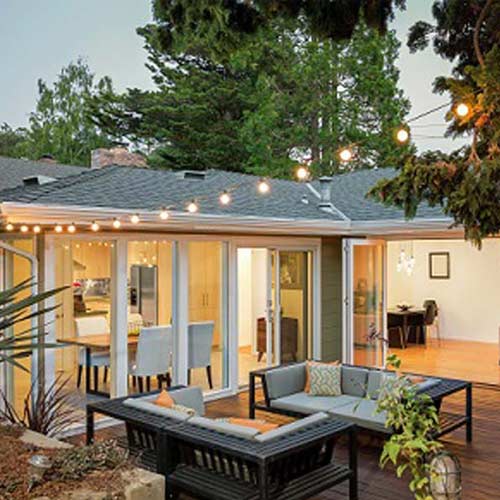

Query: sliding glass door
left=343, top=239, right=386, bottom=367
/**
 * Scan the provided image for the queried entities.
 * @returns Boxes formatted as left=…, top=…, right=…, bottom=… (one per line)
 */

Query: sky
left=0, top=0, right=468, bottom=154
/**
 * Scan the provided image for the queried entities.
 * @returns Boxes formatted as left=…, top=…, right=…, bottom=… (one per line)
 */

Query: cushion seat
left=329, top=399, right=391, bottom=434
left=271, top=392, right=359, bottom=415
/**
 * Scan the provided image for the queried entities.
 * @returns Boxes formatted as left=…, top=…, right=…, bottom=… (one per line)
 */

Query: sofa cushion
left=367, top=370, right=397, bottom=400
left=309, top=363, right=342, bottom=396
left=330, top=399, right=390, bottom=434
left=271, top=392, right=359, bottom=415
left=254, top=412, right=330, bottom=442
left=123, top=397, right=192, bottom=421
left=189, top=416, right=259, bottom=439
left=265, top=363, right=306, bottom=400
left=341, top=366, right=369, bottom=397
left=170, top=387, right=205, bottom=416
left=414, top=377, right=440, bottom=393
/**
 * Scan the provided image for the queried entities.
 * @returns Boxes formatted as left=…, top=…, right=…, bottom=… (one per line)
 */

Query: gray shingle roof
left=0, top=156, right=86, bottom=191
left=0, top=164, right=447, bottom=223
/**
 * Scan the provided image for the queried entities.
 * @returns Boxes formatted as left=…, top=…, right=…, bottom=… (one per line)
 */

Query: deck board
left=70, top=385, right=500, bottom=499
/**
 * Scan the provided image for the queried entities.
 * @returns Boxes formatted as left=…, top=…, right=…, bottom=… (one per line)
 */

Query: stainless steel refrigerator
left=130, top=265, right=158, bottom=326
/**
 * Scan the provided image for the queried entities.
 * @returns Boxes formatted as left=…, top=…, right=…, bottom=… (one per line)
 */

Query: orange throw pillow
left=228, top=418, right=279, bottom=433
left=154, top=390, right=175, bottom=408
left=304, top=360, right=340, bottom=393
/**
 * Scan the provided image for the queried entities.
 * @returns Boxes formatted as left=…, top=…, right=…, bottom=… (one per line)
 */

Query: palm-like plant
left=0, top=278, right=67, bottom=370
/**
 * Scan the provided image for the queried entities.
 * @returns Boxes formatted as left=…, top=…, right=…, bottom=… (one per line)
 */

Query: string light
left=55, top=224, right=63, bottom=233
left=20, top=225, right=28, bottom=233
left=112, top=218, right=121, bottom=229
left=33, top=225, right=41, bottom=234
left=91, top=221, right=100, bottom=232
left=219, top=191, right=231, bottom=205
left=5, top=223, right=14, bottom=231
left=396, top=127, right=410, bottom=144
left=339, top=147, right=353, bottom=163
left=258, top=178, right=270, bottom=194
left=68, top=223, right=76, bottom=233
left=455, top=102, right=470, bottom=118
left=187, top=200, right=199, bottom=213
left=159, top=208, right=169, bottom=220
left=296, top=165, right=310, bottom=181
left=130, top=214, right=140, bottom=224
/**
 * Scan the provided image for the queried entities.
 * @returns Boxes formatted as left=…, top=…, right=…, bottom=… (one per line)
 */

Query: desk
left=63, top=334, right=139, bottom=397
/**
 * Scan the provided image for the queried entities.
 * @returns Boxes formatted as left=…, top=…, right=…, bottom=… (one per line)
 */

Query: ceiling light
left=33, top=225, right=41, bottom=234
left=159, top=208, right=169, bottom=220
left=91, top=221, right=100, bottom=232
left=296, top=165, right=310, bottom=181
left=187, top=200, right=199, bottom=213
left=130, top=214, right=140, bottom=224
left=55, top=224, right=63, bottom=233
left=20, top=225, right=28, bottom=233
left=68, top=223, right=76, bottom=233
left=219, top=191, right=231, bottom=205
left=339, top=147, right=353, bottom=163
left=5, top=223, right=14, bottom=231
left=396, top=128, right=410, bottom=144
left=455, top=103, right=470, bottom=118
left=112, top=218, right=121, bottom=229
left=258, top=178, right=270, bottom=194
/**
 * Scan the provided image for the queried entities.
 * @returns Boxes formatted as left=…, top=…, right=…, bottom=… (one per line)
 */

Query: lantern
left=429, top=451, right=462, bottom=499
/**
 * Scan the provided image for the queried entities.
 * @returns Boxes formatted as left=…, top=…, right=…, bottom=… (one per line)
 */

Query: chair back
left=74, top=315, right=109, bottom=337
left=188, top=321, right=214, bottom=369
left=134, top=325, right=173, bottom=376
left=423, top=300, right=438, bottom=325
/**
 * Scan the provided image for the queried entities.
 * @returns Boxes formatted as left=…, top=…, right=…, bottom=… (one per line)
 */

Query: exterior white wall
left=387, top=239, right=500, bottom=343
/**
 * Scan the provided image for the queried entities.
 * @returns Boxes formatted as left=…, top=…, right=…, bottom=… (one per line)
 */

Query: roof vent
left=22, top=175, right=57, bottom=186
left=318, top=176, right=333, bottom=209
left=179, top=171, right=207, bottom=180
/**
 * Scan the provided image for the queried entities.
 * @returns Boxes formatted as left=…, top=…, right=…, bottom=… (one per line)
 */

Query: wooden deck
left=72, top=385, right=500, bottom=499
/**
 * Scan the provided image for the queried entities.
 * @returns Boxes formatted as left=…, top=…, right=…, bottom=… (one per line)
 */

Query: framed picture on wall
left=280, top=252, right=305, bottom=289
left=429, top=252, right=450, bottom=279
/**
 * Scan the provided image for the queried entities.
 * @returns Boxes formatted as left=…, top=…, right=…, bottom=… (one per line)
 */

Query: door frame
left=342, top=238, right=387, bottom=367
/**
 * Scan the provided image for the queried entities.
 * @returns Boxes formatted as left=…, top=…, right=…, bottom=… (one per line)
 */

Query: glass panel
left=188, top=241, right=227, bottom=392
left=278, top=251, right=311, bottom=363
left=236, top=248, right=268, bottom=387
left=127, top=240, right=173, bottom=394
left=352, top=244, right=384, bottom=367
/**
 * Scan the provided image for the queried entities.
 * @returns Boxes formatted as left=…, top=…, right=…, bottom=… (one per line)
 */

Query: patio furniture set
left=86, top=362, right=472, bottom=500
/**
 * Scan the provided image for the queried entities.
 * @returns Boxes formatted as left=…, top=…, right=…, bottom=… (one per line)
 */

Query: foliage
left=144, top=0, right=407, bottom=63
left=0, top=278, right=66, bottom=371
left=376, top=354, right=442, bottom=500
left=0, top=123, right=28, bottom=158
left=91, top=16, right=412, bottom=177
left=369, top=0, right=500, bottom=246
left=22, top=58, right=115, bottom=166
left=0, top=375, right=79, bottom=437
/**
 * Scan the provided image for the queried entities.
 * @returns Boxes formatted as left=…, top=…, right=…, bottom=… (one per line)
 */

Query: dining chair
left=188, top=321, right=215, bottom=389
left=423, top=299, right=441, bottom=346
left=74, top=316, right=110, bottom=391
left=129, top=325, right=173, bottom=392
left=387, top=312, right=406, bottom=349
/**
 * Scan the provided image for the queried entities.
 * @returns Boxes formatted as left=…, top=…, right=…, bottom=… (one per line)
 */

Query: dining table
left=387, top=308, right=426, bottom=348
left=62, top=333, right=139, bottom=397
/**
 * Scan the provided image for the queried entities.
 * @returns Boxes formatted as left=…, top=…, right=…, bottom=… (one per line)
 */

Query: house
left=0, top=155, right=498, bottom=422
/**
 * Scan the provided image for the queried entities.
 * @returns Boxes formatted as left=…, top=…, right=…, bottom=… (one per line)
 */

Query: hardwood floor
left=71, top=385, right=500, bottom=499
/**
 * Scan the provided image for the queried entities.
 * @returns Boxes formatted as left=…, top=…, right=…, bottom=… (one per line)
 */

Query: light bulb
left=33, top=225, right=41, bottom=234
left=187, top=200, right=199, bottom=213
left=296, top=166, right=309, bottom=181
left=339, top=147, right=353, bottom=162
left=130, top=214, right=140, bottom=224
left=55, top=224, right=63, bottom=233
left=159, top=208, right=169, bottom=220
left=258, top=179, right=270, bottom=194
left=455, top=103, right=469, bottom=117
left=5, top=223, right=14, bottom=231
left=112, top=218, right=121, bottom=229
left=396, top=128, right=410, bottom=144
left=91, top=221, right=100, bottom=232
left=68, top=223, right=76, bottom=233
left=219, top=191, right=231, bottom=205
left=20, top=225, right=28, bottom=233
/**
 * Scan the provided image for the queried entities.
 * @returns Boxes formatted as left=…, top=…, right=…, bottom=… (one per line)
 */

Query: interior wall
left=388, top=239, right=500, bottom=343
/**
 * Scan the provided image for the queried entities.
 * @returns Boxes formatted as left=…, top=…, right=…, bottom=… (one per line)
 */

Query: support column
left=173, top=241, right=188, bottom=386
left=110, top=239, right=128, bottom=398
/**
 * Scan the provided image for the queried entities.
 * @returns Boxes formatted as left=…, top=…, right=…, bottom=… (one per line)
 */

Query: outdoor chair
left=129, top=325, right=173, bottom=392
left=74, top=315, right=110, bottom=390
left=188, top=321, right=215, bottom=389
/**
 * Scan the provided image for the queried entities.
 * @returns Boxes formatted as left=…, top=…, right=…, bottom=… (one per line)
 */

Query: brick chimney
left=91, top=147, right=147, bottom=169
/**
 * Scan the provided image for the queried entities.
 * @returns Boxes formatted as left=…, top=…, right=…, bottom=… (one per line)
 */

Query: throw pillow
left=304, top=360, right=340, bottom=393
left=309, top=363, right=342, bottom=396
left=154, top=390, right=174, bottom=409
left=172, top=403, right=197, bottom=416
left=227, top=418, right=279, bottom=433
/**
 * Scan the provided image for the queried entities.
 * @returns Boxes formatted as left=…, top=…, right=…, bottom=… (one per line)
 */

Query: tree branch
left=473, top=0, right=494, bottom=67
